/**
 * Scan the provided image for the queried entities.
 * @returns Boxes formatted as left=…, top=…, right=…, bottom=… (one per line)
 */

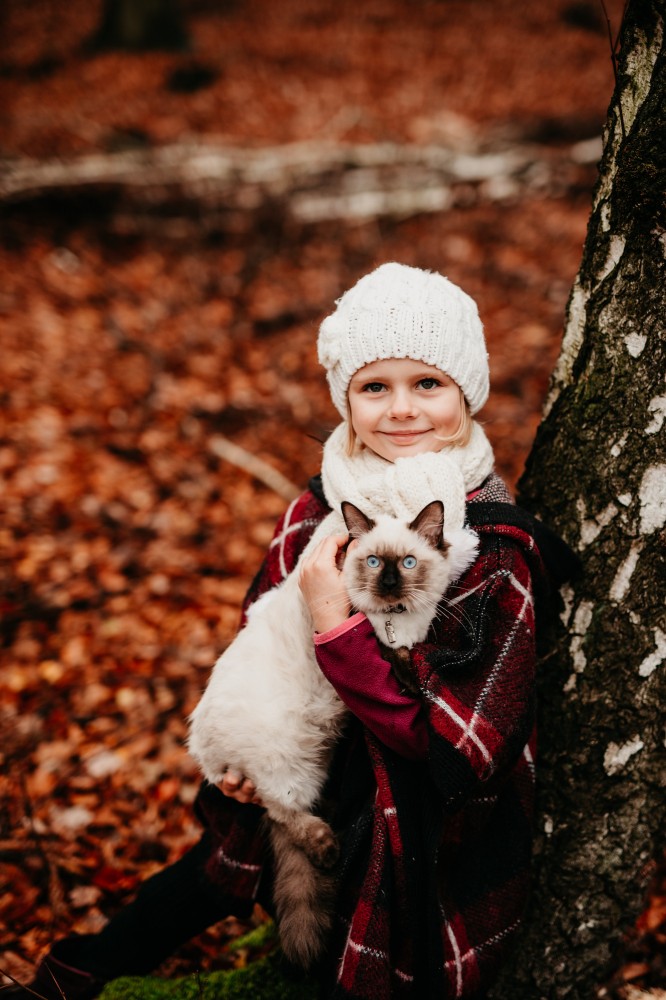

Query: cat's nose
left=379, top=565, right=401, bottom=594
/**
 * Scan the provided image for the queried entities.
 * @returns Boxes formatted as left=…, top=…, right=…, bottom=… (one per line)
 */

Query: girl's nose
left=388, top=389, right=417, bottom=419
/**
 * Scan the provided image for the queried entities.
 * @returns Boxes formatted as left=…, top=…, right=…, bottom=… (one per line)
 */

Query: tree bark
left=492, top=2, right=666, bottom=997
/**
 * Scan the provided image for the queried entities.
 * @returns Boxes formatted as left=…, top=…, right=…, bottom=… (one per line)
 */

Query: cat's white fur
left=189, top=512, right=347, bottom=817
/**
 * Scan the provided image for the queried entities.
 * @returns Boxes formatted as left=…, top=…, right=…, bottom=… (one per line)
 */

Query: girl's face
left=348, top=358, right=464, bottom=463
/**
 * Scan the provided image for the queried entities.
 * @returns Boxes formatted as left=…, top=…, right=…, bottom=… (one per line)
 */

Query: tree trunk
left=492, top=2, right=665, bottom=997
left=92, top=0, right=187, bottom=52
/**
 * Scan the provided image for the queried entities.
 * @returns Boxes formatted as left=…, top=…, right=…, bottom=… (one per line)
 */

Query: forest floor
left=1, top=0, right=664, bottom=995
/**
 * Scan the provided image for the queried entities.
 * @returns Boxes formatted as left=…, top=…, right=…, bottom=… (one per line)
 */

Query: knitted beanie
left=317, top=262, right=489, bottom=416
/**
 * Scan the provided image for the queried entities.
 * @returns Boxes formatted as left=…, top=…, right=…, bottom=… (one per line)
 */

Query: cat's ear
left=410, top=501, right=445, bottom=548
left=341, top=502, right=375, bottom=539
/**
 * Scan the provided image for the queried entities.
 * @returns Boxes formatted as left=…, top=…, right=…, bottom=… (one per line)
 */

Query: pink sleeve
left=314, top=614, right=428, bottom=760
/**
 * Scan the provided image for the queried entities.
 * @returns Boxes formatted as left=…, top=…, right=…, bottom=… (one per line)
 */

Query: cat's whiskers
left=433, top=602, right=474, bottom=632
left=345, top=578, right=447, bottom=614
left=437, top=587, right=477, bottom=629
left=402, top=589, right=440, bottom=613
left=345, top=579, right=476, bottom=634
left=401, top=598, right=437, bottom=618
left=347, top=582, right=412, bottom=607
left=344, top=586, right=380, bottom=613
left=397, top=583, right=475, bottom=631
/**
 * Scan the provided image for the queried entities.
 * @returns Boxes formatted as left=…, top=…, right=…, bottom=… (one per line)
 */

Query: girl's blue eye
left=367, top=555, right=381, bottom=568
left=419, top=378, right=440, bottom=390
left=403, top=556, right=417, bottom=569
left=363, top=382, right=386, bottom=393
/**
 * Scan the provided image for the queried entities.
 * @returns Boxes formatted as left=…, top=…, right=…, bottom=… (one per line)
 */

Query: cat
left=187, top=500, right=478, bottom=967
left=340, top=499, right=478, bottom=692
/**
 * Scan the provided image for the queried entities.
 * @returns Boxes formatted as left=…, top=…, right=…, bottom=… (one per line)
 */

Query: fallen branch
left=0, top=136, right=602, bottom=222
left=0, top=967, right=47, bottom=999
left=208, top=435, right=301, bottom=502
left=17, top=770, right=67, bottom=920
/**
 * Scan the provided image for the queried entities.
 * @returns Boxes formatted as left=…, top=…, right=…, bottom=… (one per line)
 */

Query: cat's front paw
left=389, top=645, right=420, bottom=694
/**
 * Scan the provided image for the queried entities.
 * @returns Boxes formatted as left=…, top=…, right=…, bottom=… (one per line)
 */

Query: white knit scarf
left=321, top=420, right=495, bottom=532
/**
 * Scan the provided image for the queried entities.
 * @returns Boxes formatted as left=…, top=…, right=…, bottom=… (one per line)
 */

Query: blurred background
left=0, top=0, right=626, bottom=985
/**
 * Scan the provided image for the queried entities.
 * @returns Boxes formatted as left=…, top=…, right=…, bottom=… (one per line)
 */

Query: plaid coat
left=196, top=473, right=548, bottom=999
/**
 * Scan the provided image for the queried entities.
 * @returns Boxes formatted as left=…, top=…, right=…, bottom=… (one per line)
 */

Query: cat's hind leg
left=265, top=802, right=338, bottom=869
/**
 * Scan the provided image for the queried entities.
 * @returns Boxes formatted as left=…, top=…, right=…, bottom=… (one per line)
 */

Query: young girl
left=12, top=263, right=548, bottom=999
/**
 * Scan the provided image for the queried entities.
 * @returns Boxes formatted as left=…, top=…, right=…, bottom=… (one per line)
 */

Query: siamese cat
left=188, top=500, right=478, bottom=967
left=340, top=499, right=478, bottom=693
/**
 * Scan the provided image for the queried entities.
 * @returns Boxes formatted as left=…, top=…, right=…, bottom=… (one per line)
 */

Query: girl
left=12, top=263, right=549, bottom=999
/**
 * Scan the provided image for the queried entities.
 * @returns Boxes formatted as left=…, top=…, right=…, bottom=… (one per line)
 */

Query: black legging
left=73, top=833, right=262, bottom=979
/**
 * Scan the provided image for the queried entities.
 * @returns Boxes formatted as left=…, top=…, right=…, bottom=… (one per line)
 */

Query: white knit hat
left=317, top=262, right=489, bottom=416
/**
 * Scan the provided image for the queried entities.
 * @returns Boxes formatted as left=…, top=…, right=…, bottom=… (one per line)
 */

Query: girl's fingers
left=238, top=778, right=257, bottom=802
left=329, top=532, right=352, bottom=545
left=219, top=770, right=259, bottom=803
left=298, top=530, right=352, bottom=633
left=311, top=533, right=349, bottom=556
left=301, top=533, right=349, bottom=571
left=222, top=769, right=241, bottom=790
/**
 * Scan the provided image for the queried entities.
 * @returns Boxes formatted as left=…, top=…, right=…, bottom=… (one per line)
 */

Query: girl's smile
left=348, top=358, right=464, bottom=462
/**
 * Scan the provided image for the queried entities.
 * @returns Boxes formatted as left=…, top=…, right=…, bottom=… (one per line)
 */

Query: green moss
left=224, top=920, right=277, bottom=954
left=99, top=950, right=320, bottom=1000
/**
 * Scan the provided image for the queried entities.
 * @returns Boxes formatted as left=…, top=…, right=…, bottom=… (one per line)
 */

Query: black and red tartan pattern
left=195, top=476, right=546, bottom=999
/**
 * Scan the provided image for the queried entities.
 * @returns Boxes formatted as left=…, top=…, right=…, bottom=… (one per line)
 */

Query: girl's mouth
left=380, top=429, right=430, bottom=440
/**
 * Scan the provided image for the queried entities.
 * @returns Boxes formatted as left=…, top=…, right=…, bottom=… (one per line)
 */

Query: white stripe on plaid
left=214, top=845, right=263, bottom=896
left=347, top=939, right=389, bottom=961
left=446, top=578, right=488, bottom=606
left=454, top=569, right=533, bottom=761
left=426, top=566, right=534, bottom=771
left=507, top=570, right=533, bottom=607
left=337, top=932, right=387, bottom=984
left=337, top=922, right=415, bottom=984
left=426, top=690, right=493, bottom=766
left=337, top=911, right=357, bottom=984
left=269, top=496, right=300, bottom=580
left=268, top=500, right=320, bottom=581
left=443, top=917, right=522, bottom=972
left=475, top=917, right=522, bottom=953
left=523, top=740, right=535, bottom=776
left=214, top=845, right=261, bottom=873
left=445, top=920, right=464, bottom=997
left=448, top=566, right=532, bottom=610
left=346, top=938, right=415, bottom=982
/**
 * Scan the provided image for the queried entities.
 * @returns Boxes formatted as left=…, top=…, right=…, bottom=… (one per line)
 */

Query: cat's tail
left=268, top=819, right=337, bottom=969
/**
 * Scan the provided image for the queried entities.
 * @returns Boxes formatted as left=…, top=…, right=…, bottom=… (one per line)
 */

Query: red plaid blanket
left=196, top=474, right=546, bottom=998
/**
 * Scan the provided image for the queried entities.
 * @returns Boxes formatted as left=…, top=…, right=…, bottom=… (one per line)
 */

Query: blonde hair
left=345, top=388, right=472, bottom=457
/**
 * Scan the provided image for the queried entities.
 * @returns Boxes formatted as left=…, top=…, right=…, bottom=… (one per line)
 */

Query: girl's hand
left=298, top=532, right=354, bottom=634
left=218, top=769, right=262, bottom=805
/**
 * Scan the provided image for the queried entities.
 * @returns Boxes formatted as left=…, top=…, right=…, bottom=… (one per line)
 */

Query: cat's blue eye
left=367, top=555, right=381, bottom=568
left=403, top=556, right=417, bottom=569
